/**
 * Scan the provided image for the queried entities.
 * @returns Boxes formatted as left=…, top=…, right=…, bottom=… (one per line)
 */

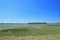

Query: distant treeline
left=28, top=22, right=47, bottom=24
left=0, top=22, right=60, bottom=25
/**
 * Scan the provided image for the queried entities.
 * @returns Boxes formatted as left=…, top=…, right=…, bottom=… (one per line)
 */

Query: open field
left=0, top=25, right=60, bottom=36
left=0, top=25, right=60, bottom=40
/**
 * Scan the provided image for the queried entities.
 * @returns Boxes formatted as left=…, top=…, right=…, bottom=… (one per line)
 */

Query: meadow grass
left=0, top=25, right=60, bottom=40
left=0, top=25, right=60, bottom=36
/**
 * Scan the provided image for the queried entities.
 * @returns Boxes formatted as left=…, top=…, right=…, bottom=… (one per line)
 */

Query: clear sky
left=0, top=0, right=60, bottom=23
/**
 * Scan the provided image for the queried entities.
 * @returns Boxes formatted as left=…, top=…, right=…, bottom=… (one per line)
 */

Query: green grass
left=38, top=25, right=60, bottom=35
left=0, top=26, right=21, bottom=28
left=0, top=25, right=60, bottom=36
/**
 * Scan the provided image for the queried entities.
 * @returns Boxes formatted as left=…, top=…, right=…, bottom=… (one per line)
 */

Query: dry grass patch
left=0, top=34, right=60, bottom=40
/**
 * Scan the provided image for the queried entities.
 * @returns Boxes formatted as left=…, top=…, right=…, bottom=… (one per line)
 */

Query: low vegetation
left=0, top=25, right=60, bottom=36
left=0, top=25, right=60, bottom=40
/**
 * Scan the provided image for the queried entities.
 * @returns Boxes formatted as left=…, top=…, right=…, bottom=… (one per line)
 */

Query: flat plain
left=0, top=24, right=60, bottom=40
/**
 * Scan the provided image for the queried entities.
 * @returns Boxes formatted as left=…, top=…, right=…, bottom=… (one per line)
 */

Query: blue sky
left=0, top=0, right=60, bottom=23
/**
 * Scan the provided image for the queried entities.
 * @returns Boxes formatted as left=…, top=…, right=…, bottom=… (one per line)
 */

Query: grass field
left=0, top=25, right=60, bottom=40
left=0, top=34, right=60, bottom=40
